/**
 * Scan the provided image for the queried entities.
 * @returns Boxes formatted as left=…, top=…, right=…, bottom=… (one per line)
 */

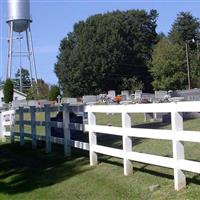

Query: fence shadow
left=133, top=121, right=170, bottom=129
left=96, top=121, right=171, bottom=150
left=99, top=158, right=200, bottom=186
left=0, top=141, right=91, bottom=195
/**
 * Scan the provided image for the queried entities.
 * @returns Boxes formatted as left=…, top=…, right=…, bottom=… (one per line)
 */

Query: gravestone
left=27, top=100, right=37, bottom=106
left=121, top=90, right=129, bottom=100
left=82, top=95, right=98, bottom=104
left=62, top=97, right=77, bottom=104
left=135, top=90, right=142, bottom=100
left=108, top=90, right=116, bottom=99
left=155, top=90, right=167, bottom=100
left=12, top=99, right=27, bottom=108
left=173, top=88, right=200, bottom=101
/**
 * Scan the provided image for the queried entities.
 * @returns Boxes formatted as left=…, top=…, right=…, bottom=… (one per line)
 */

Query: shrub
left=3, top=79, right=14, bottom=103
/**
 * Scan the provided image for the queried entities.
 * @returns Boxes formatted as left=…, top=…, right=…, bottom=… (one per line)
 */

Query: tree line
left=55, top=10, right=200, bottom=97
left=3, top=69, right=60, bottom=103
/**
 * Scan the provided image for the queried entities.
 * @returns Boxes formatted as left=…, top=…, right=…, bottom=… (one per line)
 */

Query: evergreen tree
left=55, top=9, right=158, bottom=96
left=169, top=12, right=200, bottom=44
left=3, top=79, right=14, bottom=103
left=15, top=68, right=31, bottom=92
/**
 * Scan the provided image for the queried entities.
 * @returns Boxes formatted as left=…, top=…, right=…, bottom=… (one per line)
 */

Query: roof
left=13, top=89, right=27, bottom=97
left=0, top=88, right=27, bottom=97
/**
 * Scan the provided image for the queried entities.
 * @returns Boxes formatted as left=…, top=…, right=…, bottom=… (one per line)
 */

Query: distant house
left=0, top=88, right=27, bottom=107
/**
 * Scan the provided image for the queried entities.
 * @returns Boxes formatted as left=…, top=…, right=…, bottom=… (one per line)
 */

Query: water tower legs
left=6, top=23, right=38, bottom=91
left=7, top=21, right=14, bottom=79
left=27, top=26, right=38, bottom=85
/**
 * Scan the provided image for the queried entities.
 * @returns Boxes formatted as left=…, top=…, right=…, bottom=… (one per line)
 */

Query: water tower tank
left=7, top=0, right=32, bottom=33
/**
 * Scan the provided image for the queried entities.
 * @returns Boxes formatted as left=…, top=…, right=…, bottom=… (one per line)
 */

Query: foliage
left=55, top=9, right=158, bottom=96
left=150, top=38, right=187, bottom=90
left=151, top=12, right=200, bottom=90
left=15, top=68, right=31, bottom=93
left=48, top=85, right=60, bottom=101
left=3, top=79, right=14, bottom=103
left=189, top=52, right=200, bottom=88
left=121, top=77, right=143, bottom=93
left=169, top=12, right=200, bottom=44
left=27, top=79, right=49, bottom=100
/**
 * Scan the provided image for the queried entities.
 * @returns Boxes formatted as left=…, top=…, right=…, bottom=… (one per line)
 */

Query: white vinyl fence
left=0, top=109, right=15, bottom=142
left=3, top=102, right=200, bottom=191
left=11, top=104, right=88, bottom=155
left=85, top=102, right=200, bottom=191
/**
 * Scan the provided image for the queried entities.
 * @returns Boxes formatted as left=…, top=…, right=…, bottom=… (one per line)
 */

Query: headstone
left=27, top=100, right=37, bottom=106
left=82, top=95, right=98, bottom=104
left=37, top=100, right=49, bottom=108
left=62, top=97, right=77, bottom=104
left=12, top=99, right=27, bottom=108
left=108, top=90, right=116, bottom=99
left=135, top=90, right=142, bottom=100
left=121, top=90, right=129, bottom=100
left=155, top=90, right=167, bottom=99
left=141, top=93, right=155, bottom=103
left=174, top=88, right=200, bottom=101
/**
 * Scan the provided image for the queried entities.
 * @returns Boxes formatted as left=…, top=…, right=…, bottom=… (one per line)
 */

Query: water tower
left=6, top=0, right=38, bottom=91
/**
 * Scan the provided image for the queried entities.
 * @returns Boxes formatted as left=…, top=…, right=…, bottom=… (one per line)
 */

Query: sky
left=0, top=0, right=200, bottom=85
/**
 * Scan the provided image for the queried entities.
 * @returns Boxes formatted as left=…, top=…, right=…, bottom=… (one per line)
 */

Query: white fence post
left=10, top=110, right=15, bottom=143
left=0, top=113, right=6, bottom=142
left=45, top=104, right=51, bottom=153
left=63, top=103, right=71, bottom=157
left=122, top=110, right=133, bottom=175
left=171, top=108, right=186, bottom=191
left=88, top=110, right=97, bottom=166
left=30, top=106, right=37, bottom=149
left=19, top=107, right=24, bottom=146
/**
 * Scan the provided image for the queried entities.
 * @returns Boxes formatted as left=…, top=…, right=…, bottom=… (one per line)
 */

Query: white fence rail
left=2, top=101, right=200, bottom=191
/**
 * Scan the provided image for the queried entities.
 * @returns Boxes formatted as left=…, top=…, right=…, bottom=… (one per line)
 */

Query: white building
left=0, top=89, right=27, bottom=107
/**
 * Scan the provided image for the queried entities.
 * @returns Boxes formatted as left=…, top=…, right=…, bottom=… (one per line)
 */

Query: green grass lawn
left=0, top=112, right=200, bottom=199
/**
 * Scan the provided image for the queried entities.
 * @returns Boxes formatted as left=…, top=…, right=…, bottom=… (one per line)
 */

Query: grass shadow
left=0, top=141, right=91, bottom=195
left=133, top=121, right=170, bottom=129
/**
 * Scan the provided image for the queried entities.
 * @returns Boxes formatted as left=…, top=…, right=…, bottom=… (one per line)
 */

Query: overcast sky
left=0, top=0, right=200, bottom=84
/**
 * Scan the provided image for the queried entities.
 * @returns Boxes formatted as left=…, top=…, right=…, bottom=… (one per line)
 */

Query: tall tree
left=150, top=38, right=187, bottom=90
left=15, top=68, right=31, bottom=92
left=27, top=79, right=49, bottom=100
left=169, top=12, right=200, bottom=44
left=55, top=9, right=158, bottom=96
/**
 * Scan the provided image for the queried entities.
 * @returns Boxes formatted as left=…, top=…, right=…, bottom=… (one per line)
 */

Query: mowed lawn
left=0, top=113, right=200, bottom=199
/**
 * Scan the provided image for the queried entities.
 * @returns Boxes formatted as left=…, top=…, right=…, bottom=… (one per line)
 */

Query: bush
left=3, top=79, right=14, bottom=103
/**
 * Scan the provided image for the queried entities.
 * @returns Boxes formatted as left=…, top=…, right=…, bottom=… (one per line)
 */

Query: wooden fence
left=3, top=102, right=200, bottom=191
